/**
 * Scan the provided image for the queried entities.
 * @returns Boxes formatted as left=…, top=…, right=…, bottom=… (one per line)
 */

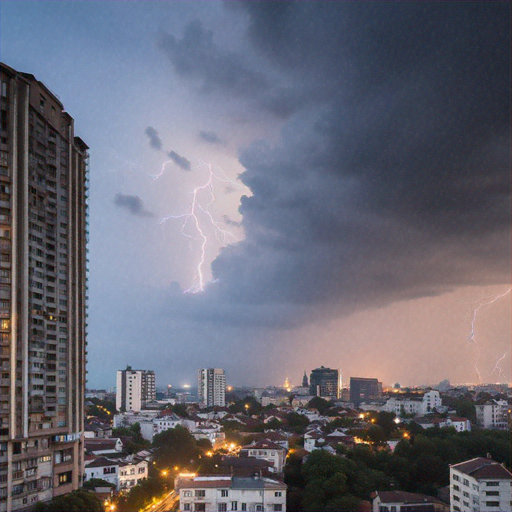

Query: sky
left=1, top=1, right=510, bottom=389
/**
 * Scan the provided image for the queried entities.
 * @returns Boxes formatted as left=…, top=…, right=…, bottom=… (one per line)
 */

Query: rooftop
left=451, top=458, right=512, bottom=480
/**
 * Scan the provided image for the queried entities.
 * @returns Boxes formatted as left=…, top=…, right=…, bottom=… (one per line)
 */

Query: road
left=143, top=490, right=179, bottom=512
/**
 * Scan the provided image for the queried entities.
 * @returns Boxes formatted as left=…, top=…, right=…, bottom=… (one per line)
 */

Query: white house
left=240, top=440, right=287, bottom=473
left=413, top=416, right=471, bottom=432
left=450, top=457, right=512, bottom=512
left=176, top=474, right=286, bottom=512
left=118, top=458, right=149, bottom=490
left=475, top=400, right=508, bottom=429
left=153, top=414, right=183, bottom=436
left=384, top=390, right=442, bottom=417
left=84, top=438, right=123, bottom=455
left=84, top=457, right=119, bottom=489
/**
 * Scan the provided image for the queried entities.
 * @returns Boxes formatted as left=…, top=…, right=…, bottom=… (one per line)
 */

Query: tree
left=35, top=490, right=104, bottom=512
left=307, top=397, right=332, bottom=416
left=82, top=478, right=116, bottom=490
left=152, top=425, right=201, bottom=469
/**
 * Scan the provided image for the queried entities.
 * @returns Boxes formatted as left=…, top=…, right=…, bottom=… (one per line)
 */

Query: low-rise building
left=475, top=400, right=508, bottom=429
left=175, top=474, right=286, bottom=512
left=383, top=390, right=443, bottom=417
left=240, top=441, right=287, bottom=473
left=450, top=457, right=512, bottom=512
left=84, top=457, right=119, bottom=489
left=371, top=490, right=449, bottom=512
left=85, top=438, right=124, bottom=456
left=413, top=416, right=471, bottom=432
left=118, top=458, right=149, bottom=490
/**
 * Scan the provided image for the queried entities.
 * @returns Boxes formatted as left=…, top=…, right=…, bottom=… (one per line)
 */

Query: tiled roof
left=242, top=440, right=286, bottom=451
left=451, top=458, right=512, bottom=480
left=85, top=457, right=119, bottom=469
left=376, top=491, right=444, bottom=505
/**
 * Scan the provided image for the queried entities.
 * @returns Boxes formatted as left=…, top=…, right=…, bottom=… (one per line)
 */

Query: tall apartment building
left=350, top=377, right=382, bottom=407
left=116, top=367, right=156, bottom=412
left=309, top=366, right=340, bottom=399
left=197, top=368, right=226, bottom=408
left=0, top=63, right=88, bottom=511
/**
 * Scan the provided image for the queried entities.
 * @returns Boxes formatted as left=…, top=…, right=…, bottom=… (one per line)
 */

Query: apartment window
left=1, top=81, right=7, bottom=98
left=275, top=492, right=282, bottom=497
left=241, top=505, right=246, bottom=512
left=58, top=470, right=72, bottom=485
left=195, top=505, right=205, bottom=512
left=231, top=502, right=237, bottom=511
left=221, top=490, right=229, bottom=497
left=183, top=505, right=191, bottom=511
left=219, top=504, right=227, bottom=512
left=486, top=491, right=499, bottom=496
left=485, top=502, right=499, bottom=507
left=486, top=482, right=499, bottom=487
left=274, top=506, right=282, bottom=512
left=195, top=490, right=205, bottom=497
left=0, top=270, right=10, bottom=284
left=463, top=479, right=469, bottom=486
left=453, top=496, right=460, bottom=502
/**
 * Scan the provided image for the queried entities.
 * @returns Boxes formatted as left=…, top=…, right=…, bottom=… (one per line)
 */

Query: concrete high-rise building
left=197, top=368, right=226, bottom=408
left=309, top=367, right=340, bottom=399
left=116, top=367, right=156, bottom=412
left=0, top=63, right=88, bottom=510
left=349, top=377, right=382, bottom=407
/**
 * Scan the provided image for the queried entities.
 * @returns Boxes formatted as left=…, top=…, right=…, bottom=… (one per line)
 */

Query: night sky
left=1, top=1, right=510, bottom=389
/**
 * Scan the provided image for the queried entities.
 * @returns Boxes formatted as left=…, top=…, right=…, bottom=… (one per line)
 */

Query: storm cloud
left=172, top=1, right=511, bottom=326
left=168, top=150, right=191, bottom=171
left=114, top=194, right=154, bottom=218
left=144, top=126, right=162, bottom=150
left=199, top=130, right=222, bottom=145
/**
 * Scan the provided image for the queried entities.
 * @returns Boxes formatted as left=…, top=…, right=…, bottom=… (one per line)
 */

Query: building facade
left=475, top=400, right=508, bottom=430
left=309, top=367, right=340, bottom=399
left=349, top=377, right=382, bottom=407
left=0, top=63, right=88, bottom=511
left=176, top=474, right=286, bottom=512
left=115, top=367, right=156, bottom=412
left=197, top=369, right=226, bottom=408
left=450, top=457, right=512, bottom=512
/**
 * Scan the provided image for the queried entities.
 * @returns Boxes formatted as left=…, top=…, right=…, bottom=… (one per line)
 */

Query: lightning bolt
left=151, top=158, right=174, bottom=182
left=467, top=287, right=511, bottom=383
left=489, top=350, right=509, bottom=382
left=159, top=161, right=242, bottom=293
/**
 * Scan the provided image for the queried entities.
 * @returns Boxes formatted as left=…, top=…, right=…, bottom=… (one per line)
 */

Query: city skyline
left=1, top=1, right=510, bottom=389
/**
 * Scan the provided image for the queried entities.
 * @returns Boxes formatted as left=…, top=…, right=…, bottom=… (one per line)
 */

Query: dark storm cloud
left=158, top=20, right=306, bottom=118
left=170, top=2, right=511, bottom=327
left=144, top=126, right=162, bottom=150
left=114, top=194, right=154, bottom=218
left=199, top=130, right=222, bottom=144
left=168, top=150, right=191, bottom=171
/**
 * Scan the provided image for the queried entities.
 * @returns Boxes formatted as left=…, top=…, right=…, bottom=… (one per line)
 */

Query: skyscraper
left=309, top=367, right=340, bottom=399
left=349, top=377, right=382, bottom=407
left=197, top=368, right=226, bottom=408
left=0, top=63, right=88, bottom=510
left=116, top=367, right=156, bottom=412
